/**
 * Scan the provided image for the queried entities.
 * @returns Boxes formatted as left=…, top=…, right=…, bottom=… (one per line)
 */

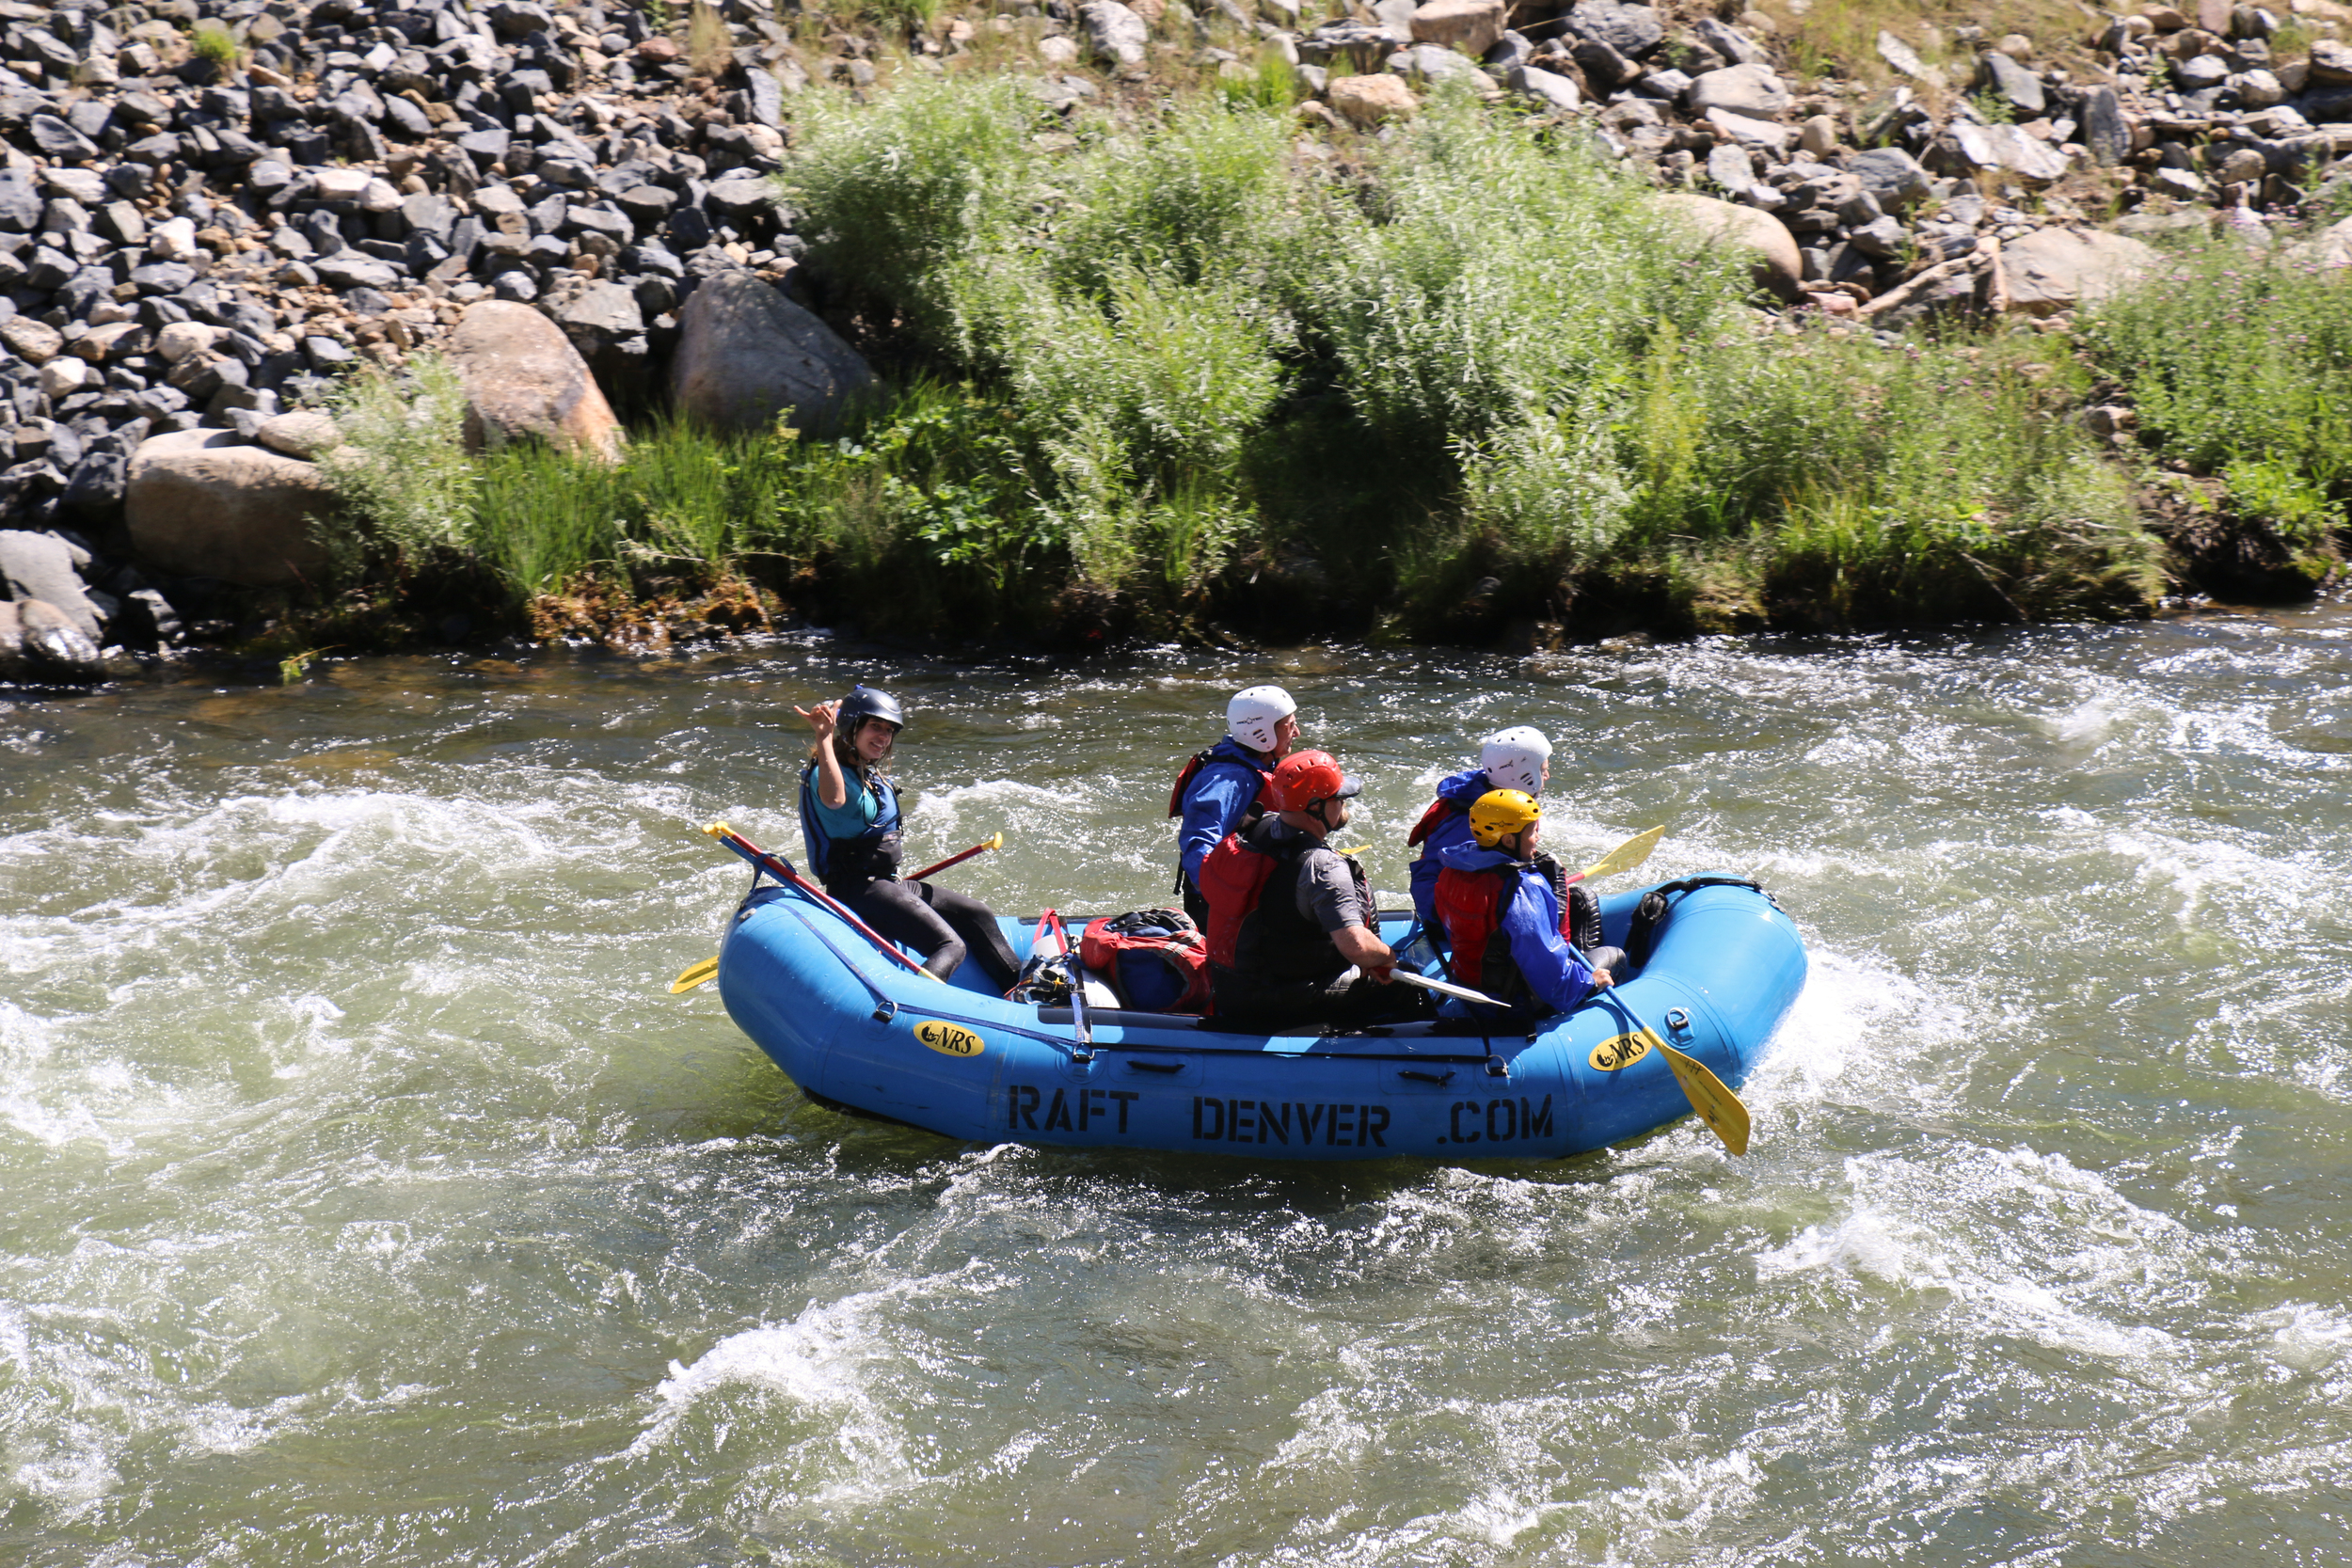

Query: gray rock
left=28, top=114, right=98, bottom=160
left=2079, top=86, right=2131, bottom=166
left=0, top=167, right=38, bottom=230
left=670, top=268, right=878, bottom=437
left=0, top=314, right=63, bottom=366
left=1079, top=0, right=1151, bottom=67
left=1707, top=141, right=1756, bottom=195
left=1850, top=146, right=1933, bottom=212
left=1705, top=106, right=1790, bottom=151
left=1511, top=61, right=1581, bottom=113
left=255, top=411, right=342, bottom=460
left=316, top=252, right=403, bottom=291
left=61, top=425, right=142, bottom=520
left=1998, top=227, right=2159, bottom=316
left=558, top=281, right=644, bottom=340
left=1847, top=214, right=1909, bottom=259
left=0, top=529, right=103, bottom=642
left=1977, top=50, right=2045, bottom=116
left=1876, top=29, right=1926, bottom=79
left=1693, top=16, right=1764, bottom=67
left=1566, top=1, right=1661, bottom=59
left=1688, top=61, right=1788, bottom=118
left=706, top=174, right=774, bottom=215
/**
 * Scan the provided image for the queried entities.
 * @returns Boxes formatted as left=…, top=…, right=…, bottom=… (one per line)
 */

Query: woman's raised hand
left=795, top=700, right=838, bottom=739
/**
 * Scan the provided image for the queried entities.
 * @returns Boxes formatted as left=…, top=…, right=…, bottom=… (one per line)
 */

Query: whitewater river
left=4, top=610, right=2350, bottom=1565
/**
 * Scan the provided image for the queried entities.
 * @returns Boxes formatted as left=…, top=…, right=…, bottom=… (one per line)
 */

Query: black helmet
left=839, top=685, right=904, bottom=731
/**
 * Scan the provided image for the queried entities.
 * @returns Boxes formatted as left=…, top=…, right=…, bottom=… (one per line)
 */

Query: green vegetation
left=187, top=19, right=244, bottom=71
left=303, top=73, right=2351, bottom=652
left=2081, top=240, right=2352, bottom=586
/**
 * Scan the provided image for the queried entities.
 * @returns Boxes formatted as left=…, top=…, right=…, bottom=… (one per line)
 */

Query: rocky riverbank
left=3, top=0, right=2350, bottom=685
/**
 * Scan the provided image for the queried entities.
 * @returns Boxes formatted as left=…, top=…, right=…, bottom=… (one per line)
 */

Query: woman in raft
left=793, top=685, right=1024, bottom=991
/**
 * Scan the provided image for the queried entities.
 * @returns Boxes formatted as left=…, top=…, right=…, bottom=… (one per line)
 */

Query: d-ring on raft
left=698, top=826, right=1808, bottom=1161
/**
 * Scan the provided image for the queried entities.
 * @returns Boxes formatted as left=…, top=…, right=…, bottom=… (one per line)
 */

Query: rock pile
left=1275, top=0, right=2352, bottom=325
left=0, top=0, right=863, bottom=680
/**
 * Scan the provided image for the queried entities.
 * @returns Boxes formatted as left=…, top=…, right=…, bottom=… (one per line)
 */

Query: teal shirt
left=807, top=769, right=886, bottom=840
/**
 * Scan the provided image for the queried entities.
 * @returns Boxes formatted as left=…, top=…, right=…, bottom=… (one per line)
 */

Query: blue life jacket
left=799, top=759, right=903, bottom=888
left=1170, top=736, right=1276, bottom=891
left=1406, top=767, right=1494, bottom=927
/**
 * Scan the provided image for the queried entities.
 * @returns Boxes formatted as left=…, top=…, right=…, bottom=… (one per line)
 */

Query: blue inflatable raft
left=710, top=852, right=1808, bottom=1162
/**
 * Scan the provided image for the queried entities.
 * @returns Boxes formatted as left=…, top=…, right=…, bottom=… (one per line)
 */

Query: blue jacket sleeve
left=1178, top=767, right=1257, bottom=884
left=1503, top=879, right=1597, bottom=1014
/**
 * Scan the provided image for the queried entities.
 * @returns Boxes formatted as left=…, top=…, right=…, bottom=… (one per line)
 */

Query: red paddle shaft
left=907, top=833, right=1002, bottom=882
left=704, top=823, right=929, bottom=976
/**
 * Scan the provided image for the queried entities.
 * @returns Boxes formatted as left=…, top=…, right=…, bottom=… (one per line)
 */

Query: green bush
left=320, top=354, right=478, bottom=579
left=2082, top=239, right=2352, bottom=499
left=778, top=73, right=1042, bottom=356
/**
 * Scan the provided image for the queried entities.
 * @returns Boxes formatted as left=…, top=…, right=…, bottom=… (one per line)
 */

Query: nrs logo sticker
left=914, top=1020, right=985, bottom=1058
left=1589, top=1030, right=1659, bottom=1072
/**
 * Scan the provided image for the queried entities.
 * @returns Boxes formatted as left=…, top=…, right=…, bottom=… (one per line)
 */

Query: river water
left=4, top=610, right=2350, bottom=1566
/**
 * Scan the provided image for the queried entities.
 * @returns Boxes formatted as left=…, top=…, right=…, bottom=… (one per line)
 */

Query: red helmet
left=1268, top=750, right=1362, bottom=812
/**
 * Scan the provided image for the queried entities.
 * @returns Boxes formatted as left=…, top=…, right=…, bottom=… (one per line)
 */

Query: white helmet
left=1480, top=726, right=1552, bottom=794
left=1226, top=685, right=1296, bottom=752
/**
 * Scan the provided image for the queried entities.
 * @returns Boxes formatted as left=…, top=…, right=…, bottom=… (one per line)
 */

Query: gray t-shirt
left=1263, top=820, right=1366, bottom=934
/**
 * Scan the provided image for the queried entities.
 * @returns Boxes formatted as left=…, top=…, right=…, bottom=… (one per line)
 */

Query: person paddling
left=1431, top=789, right=1626, bottom=1022
left=794, top=685, right=1022, bottom=991
left=1200, top=749, right=1428, bottom=1031
left=1168, top=685, right=1298, bottom=927
left=1406, top=726, right=1600, bottom=952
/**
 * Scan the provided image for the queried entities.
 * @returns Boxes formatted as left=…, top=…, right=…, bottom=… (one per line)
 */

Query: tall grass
left=2082, top=238, right=2352, bottom=578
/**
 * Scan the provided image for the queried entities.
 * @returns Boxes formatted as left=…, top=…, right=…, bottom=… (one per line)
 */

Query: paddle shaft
left=907, top=833, right=1002, bottom=882
left=704, top=824, right=930, bottom=977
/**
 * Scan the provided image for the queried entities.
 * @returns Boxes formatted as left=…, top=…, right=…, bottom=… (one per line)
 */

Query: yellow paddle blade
left=1579, top=824, right=1666, bottom=883
left=702, top=820, right=732, bottom=840
left=984, top=832, right=1005, bottom=851
left=671, top=956, right=721, bottom=993
left=1654, top=1038, right=1751, bottom=1156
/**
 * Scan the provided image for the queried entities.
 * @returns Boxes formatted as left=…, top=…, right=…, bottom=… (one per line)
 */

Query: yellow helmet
left=1468, top=788, right=1541, bottom=848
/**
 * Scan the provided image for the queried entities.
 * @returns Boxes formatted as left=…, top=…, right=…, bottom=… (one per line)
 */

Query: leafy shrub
left=779, top=74, right=1041, bottom=356
left=320, top=354, right=478, bottom=578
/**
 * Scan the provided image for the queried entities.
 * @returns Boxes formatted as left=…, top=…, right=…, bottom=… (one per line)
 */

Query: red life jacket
left=1081, top=910, right=1211, bottom=1013
left=1406, top=797, right=1456, bottom=847
left=1201, top=820, right=1373, bottom=991
left=1200, top=828, right=1283, bottom=971
left=1167, top=747, right=1275, bottom=817
left=1433, top=862, right=1521, bottom=996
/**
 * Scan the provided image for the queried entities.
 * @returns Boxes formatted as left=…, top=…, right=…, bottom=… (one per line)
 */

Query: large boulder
left=443, top=300, right=624, bottom=462
left=1078, top=0, right=1150, bottom=67
left=2287, top=214, right=2352, bottom=269
left=1408, top=0, right=1504, bottom=56
left=669, top=270, right=879, bottom=436
left=1328, top=72, right=1422, bottom=128
left=125, top=429, right=336, bottom=587
left=1998, top=227, right=2159, bottom=316
left=1651, top=192, right=1801, bottom=302
left=0, top=530, right=103, bottom=643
